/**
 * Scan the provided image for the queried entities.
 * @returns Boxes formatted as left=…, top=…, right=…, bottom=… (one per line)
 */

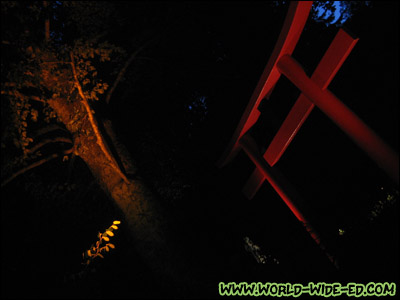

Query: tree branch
left=31, top=124, right=69, bottom=139
left=1, top=148, right=73, bottom=188
left=30, top=96, right=46, bottom=103
left=105, top=38, right=157, bottom=105
left=69, top=52, right=129, bottom=184
left=26, top=136, right=73, bottom=154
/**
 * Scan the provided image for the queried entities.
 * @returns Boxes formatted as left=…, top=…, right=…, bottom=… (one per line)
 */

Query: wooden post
left=239, top=133, right=338, bottom=267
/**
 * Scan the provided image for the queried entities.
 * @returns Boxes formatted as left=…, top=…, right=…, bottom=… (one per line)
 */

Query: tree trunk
left=47, top=97, right=195, bottom=288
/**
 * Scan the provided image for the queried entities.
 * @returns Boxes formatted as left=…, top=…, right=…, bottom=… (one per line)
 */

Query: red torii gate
left=217, top=1, right=399, bottom=267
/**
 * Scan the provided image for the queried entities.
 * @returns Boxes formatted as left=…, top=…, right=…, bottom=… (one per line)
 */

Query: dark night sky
left=1, top=1, right=399, bottom=298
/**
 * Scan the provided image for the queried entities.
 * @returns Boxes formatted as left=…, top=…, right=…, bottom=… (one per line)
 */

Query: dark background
left=1, top=1, right=399, bottom=298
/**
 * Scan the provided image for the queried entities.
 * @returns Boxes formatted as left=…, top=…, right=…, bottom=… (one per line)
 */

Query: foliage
left=368, top=187, right=398, bottom=222
left=63, top=220, right=121, bottom=284
left=1, top=1, right=126, bottom=186
left=244, top=236, right=280, bottom=265
left=61, top=1, right=118, bottom=41
left=336, top=186, right=398, bottom=240
left=82, top=220, right=120, bottom=267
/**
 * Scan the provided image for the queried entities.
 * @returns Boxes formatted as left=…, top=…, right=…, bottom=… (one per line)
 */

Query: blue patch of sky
left=314, top=1, right=372, bottom=26
left=314, top=1, right=345, bottom=26
left=188, top=95, right=208, bottom=113
left=269, top=1, right=371, bottom=27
